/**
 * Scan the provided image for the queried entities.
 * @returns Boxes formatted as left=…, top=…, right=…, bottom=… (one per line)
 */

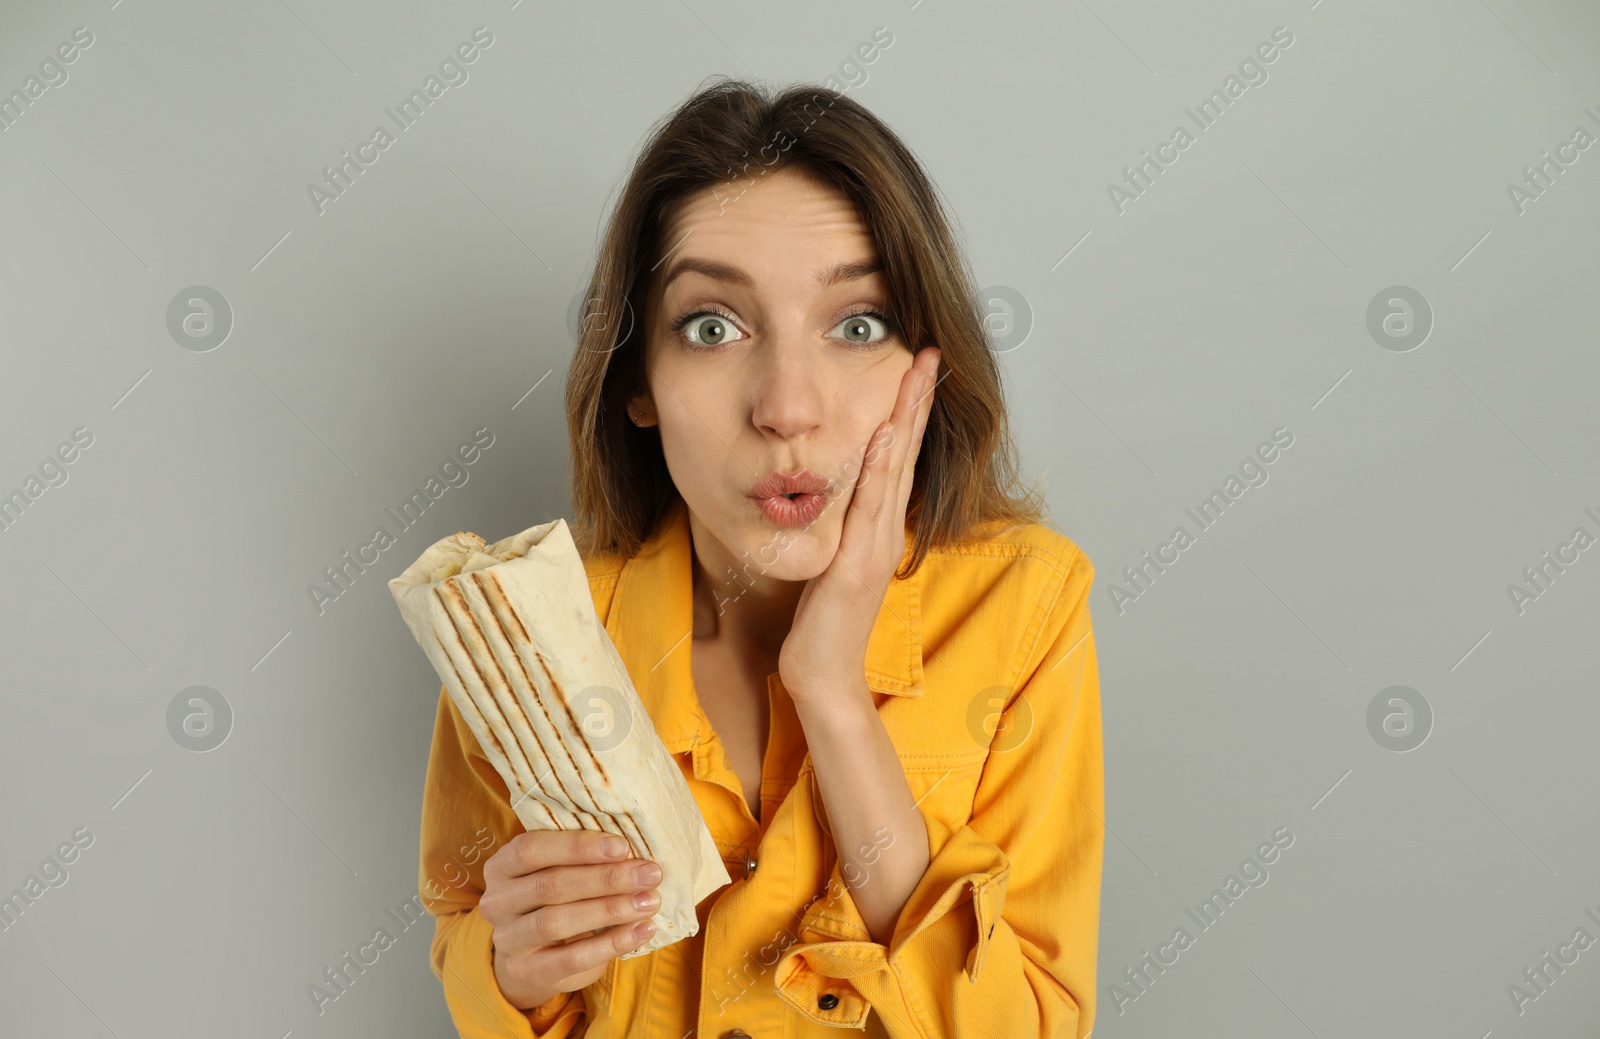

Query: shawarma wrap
left=388, top=517, right=730, bottom=957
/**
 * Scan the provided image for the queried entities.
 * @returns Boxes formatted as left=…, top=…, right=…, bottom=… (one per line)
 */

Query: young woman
left=417, top=77, right=1104, bottom=1039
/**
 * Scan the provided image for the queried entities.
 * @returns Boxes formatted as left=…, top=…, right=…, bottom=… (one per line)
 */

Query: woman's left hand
left=779, top=346, right=942, bottom=703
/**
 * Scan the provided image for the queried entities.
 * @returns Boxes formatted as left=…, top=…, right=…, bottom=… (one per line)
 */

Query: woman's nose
left=750, top=343, right=825, bottom=440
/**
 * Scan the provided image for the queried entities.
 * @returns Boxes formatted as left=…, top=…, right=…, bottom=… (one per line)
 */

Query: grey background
left=3, top=1, right=1597, bottom=1036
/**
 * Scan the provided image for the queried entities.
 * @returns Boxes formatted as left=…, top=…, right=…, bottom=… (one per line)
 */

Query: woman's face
left=632, top=165, right=922, bottom=596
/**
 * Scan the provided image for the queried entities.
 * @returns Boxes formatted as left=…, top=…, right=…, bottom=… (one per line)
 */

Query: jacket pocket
left=806, top=754, right=984, bottom=849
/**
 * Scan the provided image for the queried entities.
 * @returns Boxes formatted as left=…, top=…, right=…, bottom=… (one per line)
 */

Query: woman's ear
left=626, top=392, right=656, bottom=428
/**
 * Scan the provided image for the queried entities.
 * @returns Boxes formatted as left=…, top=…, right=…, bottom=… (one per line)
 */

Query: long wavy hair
left=564, top=75, right=1045, bottom=580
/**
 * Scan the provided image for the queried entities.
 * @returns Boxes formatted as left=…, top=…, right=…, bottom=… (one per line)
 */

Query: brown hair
left=564, top=75, right=1045, bottom=579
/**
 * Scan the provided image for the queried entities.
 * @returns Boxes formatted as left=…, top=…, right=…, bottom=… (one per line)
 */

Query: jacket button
left=817, top=993, right=840, bottom=1010
left=743, top=850, right=758, bottom=877
left=725, top=1032, right=753, bottom=1038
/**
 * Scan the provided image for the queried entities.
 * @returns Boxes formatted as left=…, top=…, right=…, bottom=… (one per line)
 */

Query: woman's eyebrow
left=661, top=257, right=883, bottom=291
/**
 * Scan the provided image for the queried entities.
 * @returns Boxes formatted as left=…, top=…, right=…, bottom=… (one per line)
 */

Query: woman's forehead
left=660, top=170, right=874, bottom=261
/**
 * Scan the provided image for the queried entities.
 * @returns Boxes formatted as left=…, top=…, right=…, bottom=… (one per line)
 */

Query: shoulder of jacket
left=928, top=521, right=1100, bottom=691
left=929, top=518, right=1092, bottom=588
left=926, top=520, right=1095, bottom=675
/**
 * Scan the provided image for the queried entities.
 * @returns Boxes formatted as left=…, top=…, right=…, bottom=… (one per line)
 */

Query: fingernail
left=603, top=836, right=628, bottom=858
left=635, top=920, right=656, bottom=940
left=635, top=862, right=662, bottom=885
left=633, top=890, right=660, bottom=911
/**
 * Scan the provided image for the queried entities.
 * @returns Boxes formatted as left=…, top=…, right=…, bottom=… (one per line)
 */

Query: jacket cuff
left=438, top=906, right=587, bottom=1038
left=526, top=989, right=580, bottom=1032
left=772, top=823, right=1012, bottom=1029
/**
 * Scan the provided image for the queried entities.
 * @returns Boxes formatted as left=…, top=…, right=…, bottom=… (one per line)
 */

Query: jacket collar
left=603, top=498, right=926, bottom=753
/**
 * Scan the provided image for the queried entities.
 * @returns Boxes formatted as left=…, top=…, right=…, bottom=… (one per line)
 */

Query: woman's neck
left=689, top=543, right=803, bottom=657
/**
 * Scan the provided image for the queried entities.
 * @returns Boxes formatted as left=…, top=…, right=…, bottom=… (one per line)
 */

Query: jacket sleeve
left=418, top=684, right=589, bottom=1038
left=773, top=547, right=1103, bottom=1039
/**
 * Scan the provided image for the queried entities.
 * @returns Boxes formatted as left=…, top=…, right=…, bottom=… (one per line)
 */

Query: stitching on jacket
left=805, top=911, right=868, bottom=940
left=799, top=757, right=983, bottom=780
left=928, top=540, right=1082, bottom=707
left=930, top=537, right=1075, bottom=576
left=967, top=863, right=1011, bottom=984
left=889, top=955, right=937, bottom=1039
left=894, top=753, right=986, bottom=764
left=1010, top=545, right=1083, bottom=692
left=635, top=942, right=661, bottom=1039
left=1011, top=574, right=1066, bottom=691
left=775, top=958, right=867, bottom=1027
left=890, top=869, right=987, bottom=956
left=905, top=562, right=921, bottom=681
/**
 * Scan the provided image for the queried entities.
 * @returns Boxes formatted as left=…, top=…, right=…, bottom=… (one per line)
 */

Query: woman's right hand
left=481, top=828, right=663, bottom=1010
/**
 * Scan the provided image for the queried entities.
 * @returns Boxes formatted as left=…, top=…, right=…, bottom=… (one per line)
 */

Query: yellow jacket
left=418, top=498, right=1103, bottom=1038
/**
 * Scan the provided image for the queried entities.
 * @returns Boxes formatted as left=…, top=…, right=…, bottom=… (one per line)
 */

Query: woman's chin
left=738, top=523, right=835, bottom=581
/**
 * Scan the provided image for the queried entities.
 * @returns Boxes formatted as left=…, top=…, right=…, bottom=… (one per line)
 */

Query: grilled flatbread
left=389, top=518, right=730, bottom=957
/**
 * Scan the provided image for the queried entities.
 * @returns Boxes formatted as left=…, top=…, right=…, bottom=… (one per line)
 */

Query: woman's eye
left=830, top=311, right=894, bottom=347
left=677, top=311, right=746, bottom=347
